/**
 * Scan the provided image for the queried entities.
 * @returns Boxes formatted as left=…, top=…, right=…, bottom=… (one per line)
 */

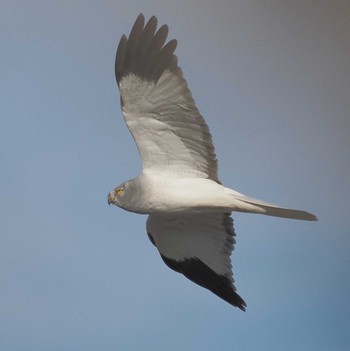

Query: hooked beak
left=107, top=193, right=113, bottom=206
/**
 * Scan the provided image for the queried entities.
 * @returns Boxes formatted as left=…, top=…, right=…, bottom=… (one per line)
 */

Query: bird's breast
left=145, top=176, right=232, bottom=213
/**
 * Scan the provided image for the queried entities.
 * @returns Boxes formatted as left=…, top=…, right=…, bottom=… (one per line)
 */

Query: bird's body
left=108, top=14, right=317, bottom=311
left=110, top=171, right=316, bottom=218
left=112, top=173, right=231, bottom=214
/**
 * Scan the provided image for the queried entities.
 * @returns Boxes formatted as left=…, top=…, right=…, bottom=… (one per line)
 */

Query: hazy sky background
left=1, top=1, right=350, bottom=350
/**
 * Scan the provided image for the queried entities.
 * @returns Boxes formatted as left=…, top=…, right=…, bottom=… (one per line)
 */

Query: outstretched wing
left=146, top=212, right=247, bottom=311
left=115, top=14, right=218, bottom=181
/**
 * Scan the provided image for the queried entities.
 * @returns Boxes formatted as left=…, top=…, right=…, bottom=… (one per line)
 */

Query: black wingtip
left=161, top=255, right=247, bottom=311
left=115, top=14, right=178, bottom=84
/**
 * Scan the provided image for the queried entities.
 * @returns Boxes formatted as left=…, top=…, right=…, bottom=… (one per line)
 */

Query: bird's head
left=108, top=183, right=126, bottom=208
left=108, top=178, right=146, bottom=214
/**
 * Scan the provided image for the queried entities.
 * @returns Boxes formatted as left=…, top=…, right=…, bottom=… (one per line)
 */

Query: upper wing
left=146, top=212, right=247, bottom=310
left=115, top=14, right=218, bottom=181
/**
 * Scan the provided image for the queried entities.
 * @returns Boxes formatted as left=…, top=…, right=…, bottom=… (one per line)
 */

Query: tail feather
left=230, top=194, right=317, bottom=221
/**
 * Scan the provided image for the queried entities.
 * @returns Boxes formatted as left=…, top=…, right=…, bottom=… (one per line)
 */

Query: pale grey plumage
left=108, top=14, right=317, bottom=311
left=116, top=14, right=218, bottom=180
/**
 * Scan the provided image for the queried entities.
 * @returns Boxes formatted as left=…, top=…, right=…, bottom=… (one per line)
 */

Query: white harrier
left=108, top=14, right=317, bottom=311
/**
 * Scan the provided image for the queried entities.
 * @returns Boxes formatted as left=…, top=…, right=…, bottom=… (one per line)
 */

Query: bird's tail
left=227, top=190, right=317, bottom=221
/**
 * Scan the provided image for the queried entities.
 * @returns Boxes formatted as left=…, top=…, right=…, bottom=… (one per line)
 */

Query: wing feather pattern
left=115, top=14, right=218, bottom=180
left=146, top=212, right=247, bottom=310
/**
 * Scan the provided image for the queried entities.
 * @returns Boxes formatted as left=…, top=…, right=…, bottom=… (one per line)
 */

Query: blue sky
left=1, top=1, right=350, bottom=350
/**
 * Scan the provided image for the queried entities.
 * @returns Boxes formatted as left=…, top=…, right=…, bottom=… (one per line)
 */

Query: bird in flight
left=108, top=14, right=317, bottom=311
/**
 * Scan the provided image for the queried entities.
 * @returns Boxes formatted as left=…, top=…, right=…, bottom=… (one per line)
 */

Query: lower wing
left=146, top=212, right=246, bottom=311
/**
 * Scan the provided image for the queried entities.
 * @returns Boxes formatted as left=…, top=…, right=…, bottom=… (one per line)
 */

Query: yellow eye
left=116, top=188, right=124, bottom=196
